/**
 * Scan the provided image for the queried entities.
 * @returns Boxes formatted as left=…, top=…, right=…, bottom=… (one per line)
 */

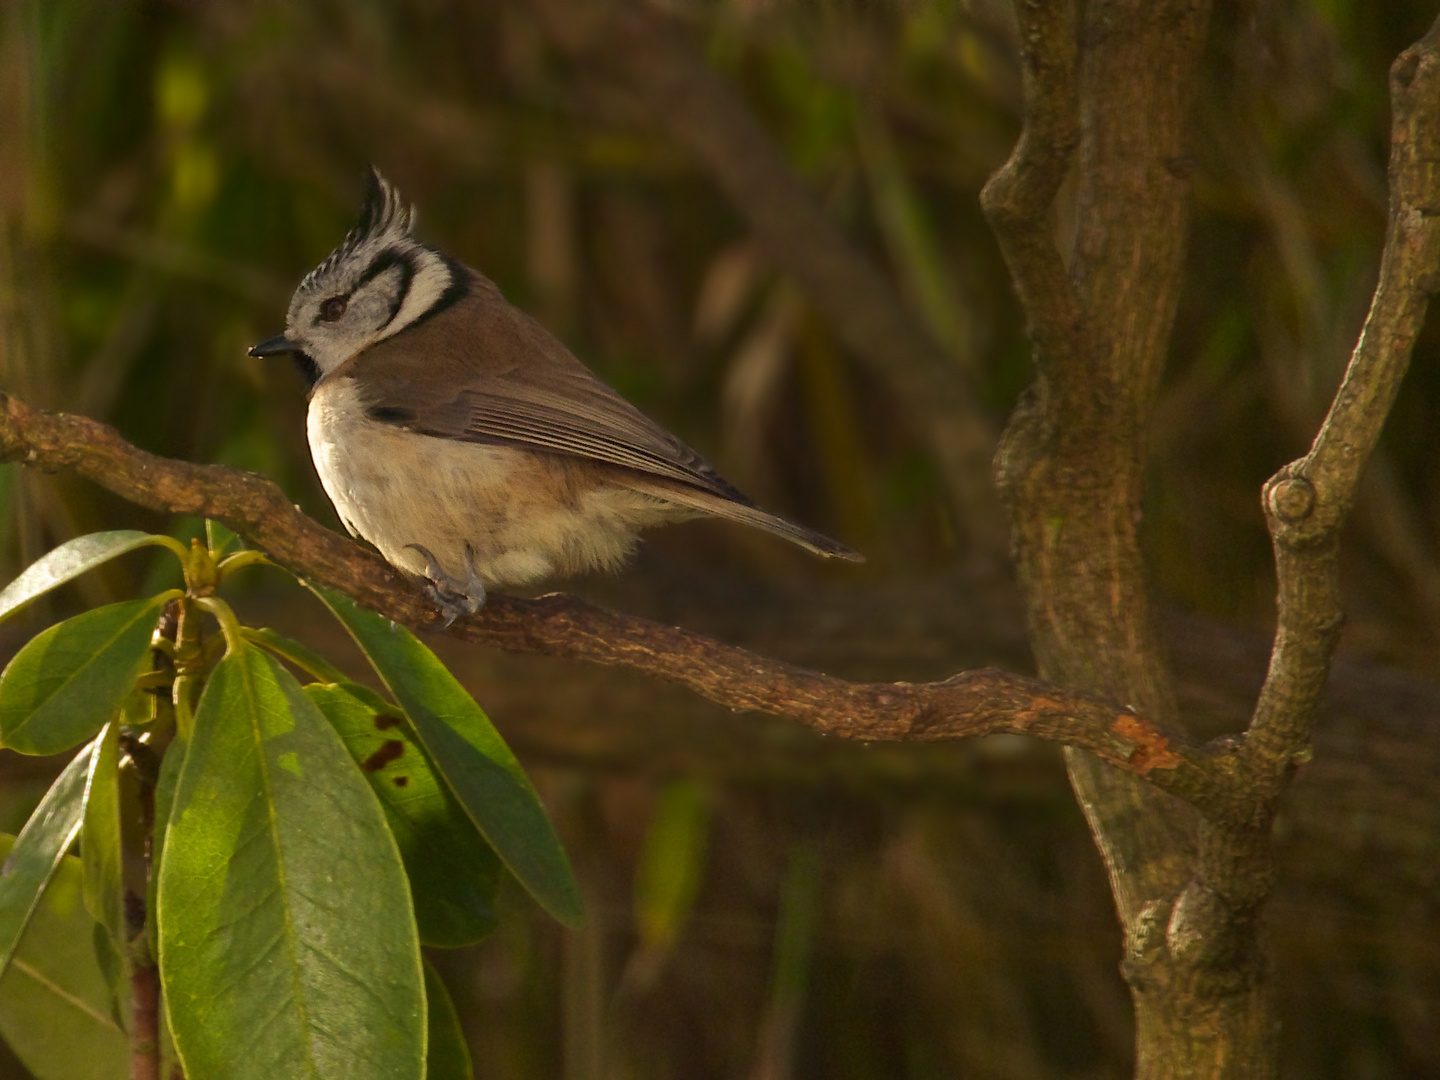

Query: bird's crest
left=299, top=167, right=415, bottom=293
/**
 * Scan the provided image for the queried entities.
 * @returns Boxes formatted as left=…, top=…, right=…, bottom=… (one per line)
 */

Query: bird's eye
left=320, top=297, right=348, bottom=321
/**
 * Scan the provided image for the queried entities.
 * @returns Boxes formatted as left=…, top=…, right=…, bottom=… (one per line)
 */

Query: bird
left=249, top=168, right=862, bottom=625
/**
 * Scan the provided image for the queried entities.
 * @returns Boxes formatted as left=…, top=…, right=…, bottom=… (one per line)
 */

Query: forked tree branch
left=1242, top=14, right=1440, bottom=799
left=972, top=5, right=1439, bottom=1074
left=0, top=390, right=1230, bottom=810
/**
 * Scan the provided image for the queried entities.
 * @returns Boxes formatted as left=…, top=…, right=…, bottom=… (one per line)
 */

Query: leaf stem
left=215, top=549, right=270, bottom=581
left=150, top=535, right=191, bottom=563
left=192, top=596, right=245, bottom=656
left=169, top=600, right=204, bottom=743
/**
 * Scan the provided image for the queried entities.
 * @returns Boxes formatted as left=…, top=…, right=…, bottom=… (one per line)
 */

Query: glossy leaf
left=242, top=626, right=347, bottom=683
left=0, top=531, right=169, bottom=624
left=424, top=959, right=474, bottom=1080
left=157, top=644, right=425, bottom=1080
left=313, top=588, right=583, bottom=928
left=0, top=837, right=129, bottom=1080
left=0, top=595, right=173, bottom=756
left=307, top=682, right=501, bottom=946
left=0, top=742, right=94, bottom=977
left=80, top=723, right=126, bottom=962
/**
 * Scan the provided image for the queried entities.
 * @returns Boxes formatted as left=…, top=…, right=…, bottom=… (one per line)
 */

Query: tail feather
left=623, top=477, right=864, bottom=562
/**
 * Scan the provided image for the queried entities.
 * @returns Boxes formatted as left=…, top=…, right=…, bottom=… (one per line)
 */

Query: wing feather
left=350, top=283, right=750, bottom=501
left=341, top=274, right=860, bottom=560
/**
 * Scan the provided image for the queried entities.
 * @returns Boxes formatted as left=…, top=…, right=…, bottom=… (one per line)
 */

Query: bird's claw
left=405, top=542, right=487, bottom=629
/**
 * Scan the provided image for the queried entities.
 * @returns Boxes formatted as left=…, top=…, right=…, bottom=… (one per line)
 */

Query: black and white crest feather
left=300, top=168, right=415, bottom=295
left=279, top=167, right=464, bottom=381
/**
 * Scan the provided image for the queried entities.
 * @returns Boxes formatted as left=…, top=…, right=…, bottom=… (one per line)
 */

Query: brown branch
left=982, top=0, right=1211, bottom=935
left=0, top=390, right=1228, bottom=810
left=1242, top=14, right=1440, bottom=792
left=978, top=0, right=1085, bottom=371
left=129, top=956, right=160, bottom=1080
left=978, top=2, right=1293, bottom=1074
left=520, top=0, right=1006, bottom=560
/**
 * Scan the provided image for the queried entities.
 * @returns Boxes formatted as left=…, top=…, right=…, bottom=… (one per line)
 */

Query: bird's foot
left=405, top=542, right=487, bottom=629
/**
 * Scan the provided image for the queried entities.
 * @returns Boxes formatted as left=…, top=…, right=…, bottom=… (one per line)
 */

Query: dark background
left=1, top=1, right=1439, bottom=1076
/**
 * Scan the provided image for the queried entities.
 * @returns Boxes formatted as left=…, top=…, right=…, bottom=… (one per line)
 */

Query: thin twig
left=1242, top=14, right=1440, bottom=790
left=0, top=390, right=1229, bottom=811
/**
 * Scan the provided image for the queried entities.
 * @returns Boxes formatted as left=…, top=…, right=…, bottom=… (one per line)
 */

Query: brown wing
left=345, top=272, right=862, bottom=561
left=347, top=278, right=752, bottom=505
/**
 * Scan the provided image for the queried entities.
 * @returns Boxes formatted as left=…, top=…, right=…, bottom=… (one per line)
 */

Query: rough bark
left=0, top=391, right=1229, bottom=808
left=981, top=3, right=1440, bottom=1076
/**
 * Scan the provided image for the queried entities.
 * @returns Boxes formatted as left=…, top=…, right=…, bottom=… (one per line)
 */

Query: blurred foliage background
left=1, top=0, right=1440, bottom=1077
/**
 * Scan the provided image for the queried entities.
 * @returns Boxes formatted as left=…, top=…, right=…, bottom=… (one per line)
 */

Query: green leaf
left=242, top=626, right=347, bottom=683
left=0, top=836, right=129, bottom=1080
left=90, top=919, right=123, bottom=1023
left=424, top=959, right=474, bottom=1080
left=0, top=594, right=174, bottom=756
left=80, top=723, right=126, bottom=960
left=0, top=742, right=94, bottom=977
left=312, top=588, right=583, bottom=929
left=306, top=682, right=501, bottom=946
left=157, top=643, right=425, bottom=1080
left=0, top=531, right=172, bottom=624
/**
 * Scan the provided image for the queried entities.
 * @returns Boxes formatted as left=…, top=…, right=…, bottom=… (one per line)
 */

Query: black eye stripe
left=355, top=249, right=408, bottom=290
left=323, top=249, right=413, bottom=332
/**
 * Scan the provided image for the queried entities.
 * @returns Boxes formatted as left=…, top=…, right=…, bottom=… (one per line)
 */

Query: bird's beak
left=248, top=334, right=303, bottom=359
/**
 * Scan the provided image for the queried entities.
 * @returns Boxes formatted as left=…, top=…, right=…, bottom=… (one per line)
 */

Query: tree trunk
left=987, top=1, right=1285, bottom=1074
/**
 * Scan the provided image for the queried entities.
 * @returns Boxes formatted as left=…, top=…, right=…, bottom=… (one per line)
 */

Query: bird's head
left=249, top=168, right=460, bottom=385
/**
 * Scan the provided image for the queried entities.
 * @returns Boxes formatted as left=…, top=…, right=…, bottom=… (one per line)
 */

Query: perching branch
left=0, top=390, right=1228, bottom=811
left=1242, top=14, right=1440, bottom=795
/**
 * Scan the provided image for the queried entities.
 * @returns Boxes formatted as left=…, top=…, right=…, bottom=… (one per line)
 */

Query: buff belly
left=306, top=379, right=681, bottom=589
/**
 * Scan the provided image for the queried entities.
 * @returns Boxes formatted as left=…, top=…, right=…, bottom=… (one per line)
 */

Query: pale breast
left=305, top=377, right=683, bottom=589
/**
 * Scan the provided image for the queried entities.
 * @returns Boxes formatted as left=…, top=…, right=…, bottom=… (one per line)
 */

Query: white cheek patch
left=376, top=247, right=452, bottom=345
left=351, top=263, right=408, bottom=328
left=287, top=241, right=453, bottom=378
